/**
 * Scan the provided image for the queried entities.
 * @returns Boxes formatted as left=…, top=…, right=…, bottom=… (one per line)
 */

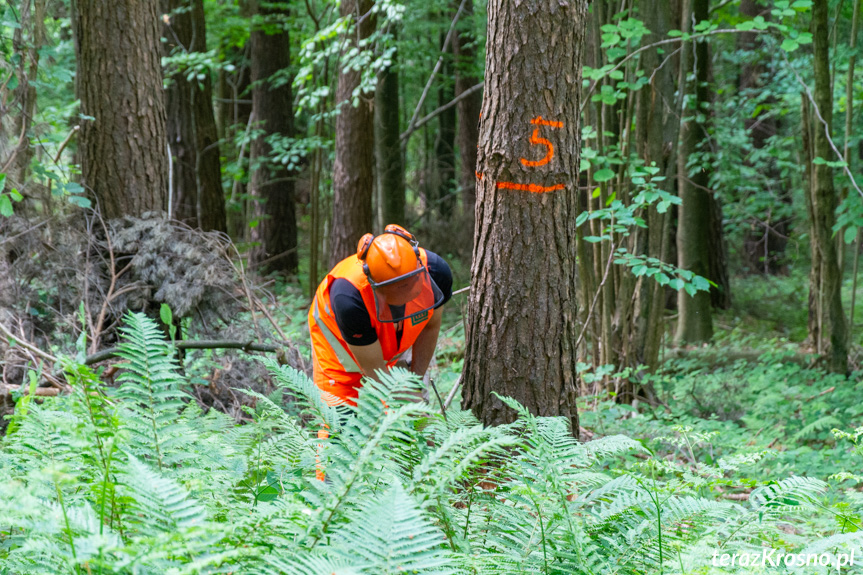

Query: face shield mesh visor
left=369, top=264, right=444, bottom=323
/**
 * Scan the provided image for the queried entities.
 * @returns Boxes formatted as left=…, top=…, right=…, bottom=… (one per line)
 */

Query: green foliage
left=2, top=313, right=860, bottom=574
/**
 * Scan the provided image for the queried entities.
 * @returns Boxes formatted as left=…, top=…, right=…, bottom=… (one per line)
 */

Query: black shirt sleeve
left=329, top=278, right=378, bottom=345
left=425, top=250, right=453, bottom=307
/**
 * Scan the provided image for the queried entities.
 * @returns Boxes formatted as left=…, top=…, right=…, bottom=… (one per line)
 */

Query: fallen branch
left=0, top=384, right=59, bottom=397
left=0, top=321, right=58, bottom=363
left=83, top=339, right=283, bottom=366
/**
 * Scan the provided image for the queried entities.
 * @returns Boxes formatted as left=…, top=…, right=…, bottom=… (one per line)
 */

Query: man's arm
left=409, top=307, right=443, bottom=377
left=346, top=340, right=389, bottom=381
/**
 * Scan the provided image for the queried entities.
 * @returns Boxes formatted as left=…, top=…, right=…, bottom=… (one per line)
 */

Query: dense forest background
left=2, top=0, right=863, bottom=573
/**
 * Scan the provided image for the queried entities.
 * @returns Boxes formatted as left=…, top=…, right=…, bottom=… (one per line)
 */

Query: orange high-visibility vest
left=308, top=250, right=435, bottom=405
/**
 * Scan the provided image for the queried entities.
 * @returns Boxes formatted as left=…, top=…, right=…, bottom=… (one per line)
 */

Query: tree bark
left=453, top=0, right=482, bottom=214
left=248, top=2, right=298, bottom=275
left=5, top=0, right=44, bottom=211
left=162, top=0, right=227, bottom=232
left=462, top=0, right=586, bottom=433
left=739, top=0, right=789, bottom=275
left=629, top=0, right=680, bottom=375
left=434, top=44, right=457, bottom=219
left=75, top=0, right=168, bottom=218
left=217, top=40, right=253, bottom=240
left=375, top=40, right=406, bottom=227
left=810, top=0, right=847, bottom=372
left=329, top=0, right=375, bottom=267
left=675, top=0, right=714, bottom=344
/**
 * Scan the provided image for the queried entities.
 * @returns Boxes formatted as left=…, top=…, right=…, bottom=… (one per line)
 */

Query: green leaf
left=845, top=226, right=858, bottom=245
left=160, top=303, right=174, bottom=328
left=669, top=278, right=684, bottom=290
left=0, top=195, right=13, bottom=217
left=9, top=188, right=22, bottom=202
left=584, top=236, right=603, bottom=243
left=67, top=195, right=91, bottom=208
left=781, top=38, right=799, bottom=52
left=0, top=174, right=5, bottom=189
left=576, top=211, right=590, bottom=227
left=594, top=169, right=615, bottom=183
left=693, top=276, right=711, bottom=291
left=256, top=485, right=279, bottom=502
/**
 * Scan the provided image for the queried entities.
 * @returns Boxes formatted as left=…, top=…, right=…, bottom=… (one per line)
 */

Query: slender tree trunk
left=453, top=0, right=481, bottom=215
left=434, top=44, right=457, bottom=219
left=375, top=39, right=406, bottom=227
left=330, top=0, right=375, bottom=267
left=845, top=0, right=861, bottom=345
left=6, top=0, right=44, bottom=211
left=802, top=95, right=823, bottom=352
left=248, top=3, right=298, bottom=275
left=162, top=0, right=227, bottom=232
left=675, top=0, right=713, bottom=344
left=462, top=0, right=586, bottom=432
left=75, top=0, right=168, bottom=218
left=810, top=0, right=847, bottom=372
left=739, top=0, right=789, bottom=275
left=218, top=41, right=252, bottom=240
left=629, top=0, right=680, bottom=375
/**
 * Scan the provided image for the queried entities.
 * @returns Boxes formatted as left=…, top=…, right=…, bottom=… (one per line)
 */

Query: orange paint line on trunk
left=475, top=171, right=484, bottom=180
left=531, top=116, right=564, bottom=128
left=496, top=181, right=565, bottom=193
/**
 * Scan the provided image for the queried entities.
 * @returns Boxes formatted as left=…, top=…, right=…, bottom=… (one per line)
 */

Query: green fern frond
left=119, top=454, right=208, bottom=533
left=114, top=312, right=193, bottom=469
left=750, top=476, right=828, bottom=510
left=261, top=357, right=341, bottom=430
left=333, top=480, right=456, bottom=574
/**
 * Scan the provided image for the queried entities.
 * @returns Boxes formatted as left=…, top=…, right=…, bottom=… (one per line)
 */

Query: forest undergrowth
left=2, top=267, right=863, bottom=574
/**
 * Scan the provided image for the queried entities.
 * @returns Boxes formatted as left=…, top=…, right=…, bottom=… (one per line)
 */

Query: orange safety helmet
left=356, top=224, right=444, bottom=322
left=357, top=224, right=421, bottom=284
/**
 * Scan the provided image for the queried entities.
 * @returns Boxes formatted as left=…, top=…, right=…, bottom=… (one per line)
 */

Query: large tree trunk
left=75, top=0, right=168, bottom=218
left=675, top=0, right=714, bottom=344
left=810, top=0, right=847, bottom=372
left=375, top=40, right=405, bottom=227
left=462, top=0, right=586, bottom=432
left=329, top=0, right=375, bottom=267
left=248, top=3, right=298, bottom=275
left=162, top=0, right=227, bottom=232
left=453, top=0, right=482, bottom=215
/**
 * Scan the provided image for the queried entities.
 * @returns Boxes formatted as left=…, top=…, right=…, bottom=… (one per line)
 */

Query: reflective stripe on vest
left=312, top=299, right=361, bottom=373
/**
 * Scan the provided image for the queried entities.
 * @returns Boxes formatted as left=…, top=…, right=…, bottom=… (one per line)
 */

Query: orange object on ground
left=308, top=249, right=436, bottom=406
left=315, top=426, right=329, bottom=482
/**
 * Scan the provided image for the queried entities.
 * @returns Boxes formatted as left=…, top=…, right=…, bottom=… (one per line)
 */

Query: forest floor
left=268, top=259, right=863, bottom=549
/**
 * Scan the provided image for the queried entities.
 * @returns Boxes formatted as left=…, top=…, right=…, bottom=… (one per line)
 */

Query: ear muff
left=357, top=233, right=375, bottom=261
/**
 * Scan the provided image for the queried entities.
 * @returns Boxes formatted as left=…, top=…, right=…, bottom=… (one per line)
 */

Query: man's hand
left=409, top=307, right=442, bottom=378
left=345, top=306, right=442, bottom=392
